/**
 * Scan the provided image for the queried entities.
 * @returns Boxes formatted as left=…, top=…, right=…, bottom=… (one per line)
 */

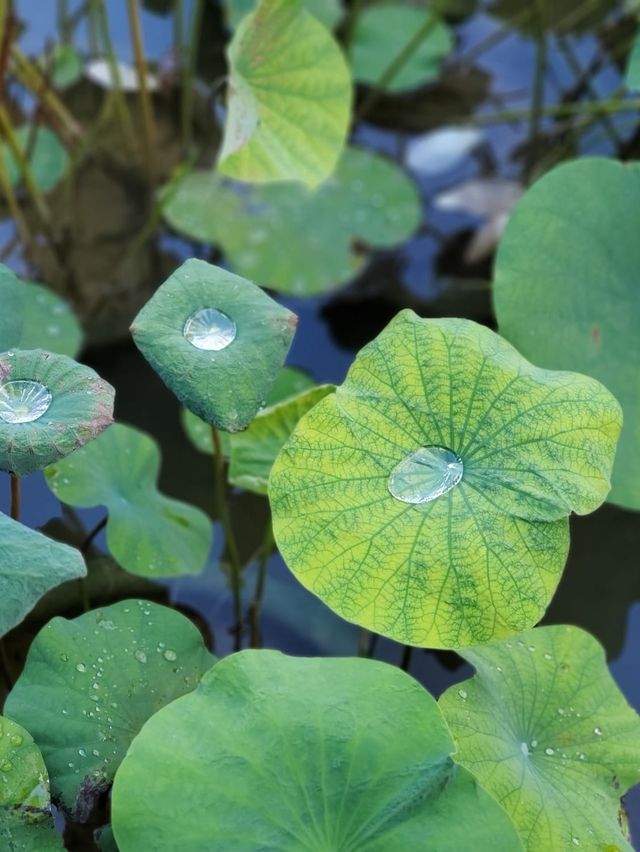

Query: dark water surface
left=4, top=0, right=640, bottom=844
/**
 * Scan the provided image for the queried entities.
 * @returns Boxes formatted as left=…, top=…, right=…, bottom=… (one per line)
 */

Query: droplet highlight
left=0, top=380, right=52, bottom=424
left=183, top=308, right=236, bottom=351
left=388, top=446, right=463, bottom=504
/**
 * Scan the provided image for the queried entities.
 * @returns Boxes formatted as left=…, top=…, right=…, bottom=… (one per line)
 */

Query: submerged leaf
left=0, top=350, right=114, bottom=477
left=270, top=311, right=621, bottom=648
left=0, top=513, right=86, bottom=638
left=229, top=384, right=335, bottom=494
left=0, top=264, right=83, bottom=358
left=131, top=259, right=297, bottom=431
left=494, top=158, right=640, bottom=509
left=111, top=651, right=522, bottom=851
left=5, top=600, right=215, bottom=815
left=349, top=5, right=453, bottom=92
left=219, top=0, right=352, bottom=187
left=45, top=423, right=212, bottom=578
left=164, top=148, right=421, bottom=295
left=3, top=127, right=68, bottom=193
left=439, top=625, right=640, bottom=851
left=406, top=126, right=485, bottom=175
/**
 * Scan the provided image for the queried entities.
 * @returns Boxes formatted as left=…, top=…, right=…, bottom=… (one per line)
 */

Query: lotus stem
left=9, top=474, right=20, bottom=521
left=181, top=0, right=204, bottom=151
left=473, top=95, right=640, bottom=126
left=210, top=425, right=244, bottom=649
left=127, top=0, right=157, bottom=185
left=0, top=104, right=52, bottom=228
left=248, top=522, right=274, bottom=649
left=81, top=515, right=107, bottom=555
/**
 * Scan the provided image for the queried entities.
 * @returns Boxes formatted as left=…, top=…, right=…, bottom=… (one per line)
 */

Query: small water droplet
left=60, top=654, right=69, bottom=663
left=530, top=740, right=538, bottom=749
left=9, top=735, right=22, bottom=747
left=183, top=308, right=236, bottom=351
left=0, top=380, right=52, bottom=424
left=572, top=838, right=581, bottom=846
left=543, top=652, right=552, bottom=660
left=78, top=749, right=86, bottom=757
left=545, top=747, right=555, bottom=756
left=75, top=663, right=86, bottom=673
left=134, top=650, right=147, bottom=664
left=92, top=749, right=100, bottom=757
left=0, top=759, right=12, bottom=772
left=593, top=727, right=602, bottom=736
left=163, top=649, right=177, bottom=662
left=457, top=689, right=467, bottom=700
left=62, top=709, right=69, bottom=716
left=388, top=446, right=463, bottom=504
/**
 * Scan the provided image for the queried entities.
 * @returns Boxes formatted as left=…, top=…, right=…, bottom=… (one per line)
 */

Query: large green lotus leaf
left=349, top=5, right=453, bottom=92
left=0, top=265, right=83, bottom=357
left=494, top=158, right=640, bottom=510
left=270, top=311, right=621, bottom=648
left=5, top=600, right=216, bottom=815
left=218, top=0, right=351, bottom=188
left=182, top=365, right=314, bottom=455
left=0, top=350, right=114, bottom=477
left=0, top=513, right=86, bottom=638
left=226, top=0, right=342, bottom=29
left=131, top=259, right=297, bottom=430
left=111, top=651, right=522, bottom=851
left=439, top=625, right=640, bottom=851
left=218, top=0, right=351, bottom=187
left=0, top=809, right=62, bottom=851
left=230, top=385, right=335, bottom=494
left=45, top=423, right=212, bottom=578
left=163, top=148, right=421, bottom=296
left=3, top=127, right=68, bottom=193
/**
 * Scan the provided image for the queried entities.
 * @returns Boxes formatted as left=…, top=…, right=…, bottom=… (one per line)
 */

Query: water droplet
left=134, top=650, right=147, bottom=664
left=9, top=735, right=22, bottom=747
left=62, top=709, right=69, bottom=716
left=183, top=308, right=236, bottom=351
left=593, top=727, right=602, bottom=736
left=545, top=747, right=555, bottom=756
left=543, top=652, right=553, bottom=660
left=60, top=654, right=69, bottom=663
left=78, top=749, right=86, bottom=757
left=0, top=381, right=52, bottom=424
left=388, top=446, right=463, bottom=504
left=92, top=749, right=100, bottom=757
left=75, top=663, right=86, bottom=673
left=0, top=759, right=12, bottom=772
left=163, top=649, right=177, bottom=662
left=457, top=689, right=467, bottom=700
left=572, top=838, right=581, bottom=846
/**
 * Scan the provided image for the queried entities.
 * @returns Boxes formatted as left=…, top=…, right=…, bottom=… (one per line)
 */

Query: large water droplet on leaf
left=0, top=380, right=52, bottom=423
left=388, top=446, right=463, bottom=504
left=183, top=308, right=236, bottom=351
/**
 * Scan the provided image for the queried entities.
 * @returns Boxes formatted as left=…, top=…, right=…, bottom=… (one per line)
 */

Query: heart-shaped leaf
left=0, top=513, right=86, bottom=638
left=439, top=625, right=640, bottom=851
left=3, top=127, right=68, bottom=193
left=0, top=350, right=114, bottom=477
left=218, top=0, right=351, bottom=187
left=349, top=5, right=453, bottom=92
left=270, top=311, right=621, bottom=648
left=0, top=717, right=62, bottom=851
left=494, top=158, right=640, bottom=510
left=131, top=259, right=297, bottom=431
left=45, top=423, right=212, bottom=578
left=229, top=384, right=335, bottom=494
left=225, top=0, right=342, bottom=29
left=163, top=148, right=421, bottom=296
left=182, top=365, right=313, bottom=455
left=0, top=264, right=83, bottom=357
left=5, top=600, right=215, bottom=815
left=111, top=650, right=522, bottom=851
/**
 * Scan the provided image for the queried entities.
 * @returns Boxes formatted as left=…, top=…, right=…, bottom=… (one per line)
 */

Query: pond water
left=3, top=0, right=640, bottom=845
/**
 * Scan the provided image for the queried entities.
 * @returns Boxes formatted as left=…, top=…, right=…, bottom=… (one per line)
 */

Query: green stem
left=248, top=523, right=274, bottom=649
left=57, top=0, right=71, bottom=43
left=9, top=474, right=20, bottom=521
left=127, top=0, right=157, bottom=185
left=357, top=11, right=443, bottom=121
left=0, top=104, right=52, bottom=227
left=0, top=639, right=13, bottom=690
left=181, top=0, right=204, bottom=151
left=0, top=144, right=35, bottom=251
left=211, top=426, right=243, bottom=648
left=81, top=515, right=107, bottom=555
left=473, top=95, right=640, bottom=127
left=400, top=644, right=413, bottom=672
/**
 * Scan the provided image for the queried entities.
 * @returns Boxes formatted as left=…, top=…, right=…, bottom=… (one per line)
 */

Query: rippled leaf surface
left=230, top=384, right=335, bottom=494
left=219, top=0, right=351, bottom=187
left=270, top=311, right=621, bottom=648
left=131, top=259, right=297, bottom=430
left=439, top=625, right=640, bottom=851
left=0, top=514, right=86, bottom=638
left=3, top=127, right=68, bottom=193
left=112, top=651, right=522, bottom=851
left=349, top=5, right=453, bottom=92
left=0, top=265, right=82, bottom=357
left=5, top=600, right=215, bottom=815
left=0, top=350, right=114, bottom=477
left=494, top=158, right=640, bottom=509
left=182, top=365, right=313, bottom=455
left=164, top=148, right=421, bottom=295
left=45, top=423, right=212, bottom=578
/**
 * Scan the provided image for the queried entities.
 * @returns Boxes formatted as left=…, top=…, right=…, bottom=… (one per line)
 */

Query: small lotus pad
left=130, top=259, right=297, bottom=431
left=0, top=350, right=114, bottom=477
